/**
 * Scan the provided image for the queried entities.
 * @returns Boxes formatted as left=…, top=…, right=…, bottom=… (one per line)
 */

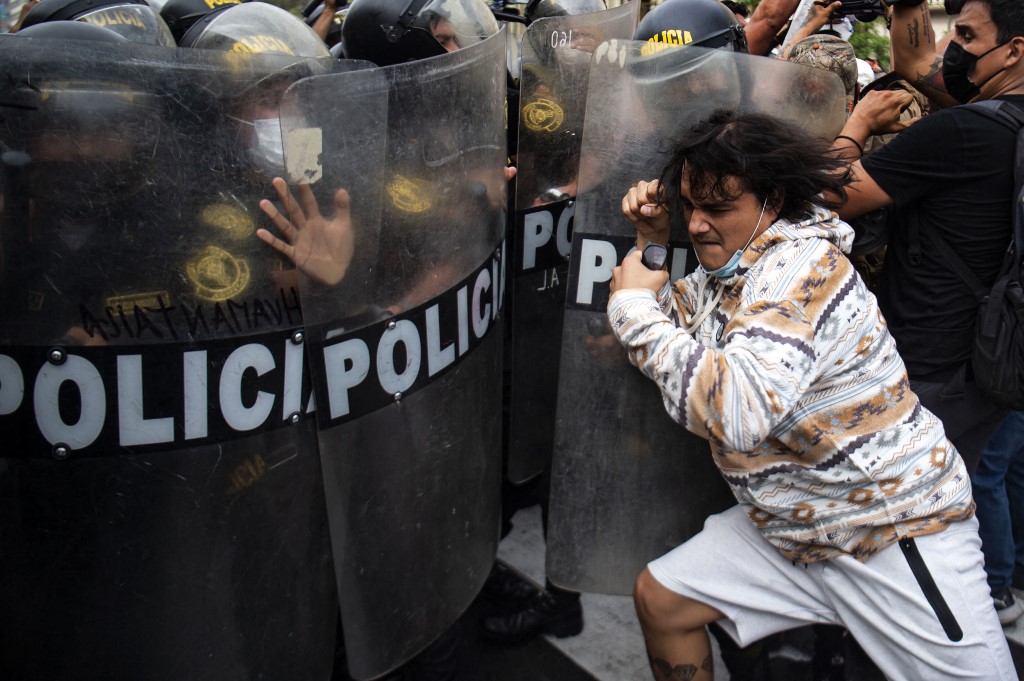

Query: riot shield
left=547, top=41, right=848, bottom=594
left=0, top=38, right=341, bottom=680
left=287, top=33, right=508, bottom=680
left=507, top=1, right=638, bottom=484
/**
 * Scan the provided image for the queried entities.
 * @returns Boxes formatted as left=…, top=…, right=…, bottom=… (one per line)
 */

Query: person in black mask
left=832, top=0, right=1024, bottom=482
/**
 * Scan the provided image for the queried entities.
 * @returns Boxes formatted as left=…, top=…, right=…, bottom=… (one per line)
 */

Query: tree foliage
left=849, top=17, right=891, bottom=70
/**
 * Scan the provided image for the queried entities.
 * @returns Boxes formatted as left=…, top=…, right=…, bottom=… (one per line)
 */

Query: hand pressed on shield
left=258, top=177, right=355, bottom=287
left=622, top=179, right=671, bottom=251
left=611, top=250, right=669, bottom=296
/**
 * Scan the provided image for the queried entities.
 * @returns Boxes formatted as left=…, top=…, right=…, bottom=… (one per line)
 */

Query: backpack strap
left=927, top=101, right=1024, bottom=294
left=926, top=227, right=989, bottom=301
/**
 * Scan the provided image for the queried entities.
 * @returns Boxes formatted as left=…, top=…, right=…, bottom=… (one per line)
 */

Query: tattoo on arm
left=908, top=19, right=920, bottom=49
left=918, top=2, right=934, bottom=47
left=917, top=56, right=946, bottom=91
left=702, top=654, right=713, bottom=673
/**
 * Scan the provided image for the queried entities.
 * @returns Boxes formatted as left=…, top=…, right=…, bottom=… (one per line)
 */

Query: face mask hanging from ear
left=942, top=40, right=1008, bottom=104
left=682, top=196, right=770, bottom=335
left=699, top=195, right=769, bottom=279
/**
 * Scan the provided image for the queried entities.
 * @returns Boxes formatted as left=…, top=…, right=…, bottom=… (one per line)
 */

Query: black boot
left=482, top=562, right=542, bottom=608
left=480, top=581, right=582, bottom=643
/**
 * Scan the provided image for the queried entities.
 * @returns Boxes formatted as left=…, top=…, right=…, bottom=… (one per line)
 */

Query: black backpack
left=926, top=99, right=1024, bottom=410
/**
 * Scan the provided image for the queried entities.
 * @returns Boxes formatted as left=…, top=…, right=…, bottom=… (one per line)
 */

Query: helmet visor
left=76, top=3, right=175, bottom=46
left=414, top=0, right=499, bottom=51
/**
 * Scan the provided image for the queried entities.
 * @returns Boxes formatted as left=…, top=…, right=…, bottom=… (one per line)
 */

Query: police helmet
left=525, top=0, right=606, bottom=21
left=16, top=18, right=130, bottom=41
left=159, top=0, right=240, bottom=43
left=20, top=0, right=176, bottom=46
left=342, top=0, right=499, bottom=66
left=633, top=0, right=747, bottom=52
left=179, top=1, right=330, bottom=57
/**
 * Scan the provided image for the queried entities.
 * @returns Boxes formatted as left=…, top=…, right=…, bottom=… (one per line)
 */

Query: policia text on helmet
left=633, top=0, right=748, bottom=52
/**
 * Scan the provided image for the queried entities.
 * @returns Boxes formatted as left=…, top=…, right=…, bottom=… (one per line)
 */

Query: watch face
left=539, top=188, right=570, bottom=203
left=642, top=243, right=668, bottom=270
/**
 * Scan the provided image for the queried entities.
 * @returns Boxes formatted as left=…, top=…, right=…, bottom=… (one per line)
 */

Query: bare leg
left=634, top=567, right=725, bottom=681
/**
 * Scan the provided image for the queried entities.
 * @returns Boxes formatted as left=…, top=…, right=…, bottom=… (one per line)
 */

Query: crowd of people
left=3, top=0, right=1024, bottom=679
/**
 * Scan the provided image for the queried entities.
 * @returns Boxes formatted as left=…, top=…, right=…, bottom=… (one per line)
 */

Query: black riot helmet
left=524, top=0, right=605, bottom=21
left=19, top=0, right=176, bottom=45
left=342, top=0, right=499, bottom=66
left=634, top=0, right=747, bottom=53
left=159, top=0, right=241, bottom=43
left=16, top=18, right=130, bottom=41
left=178, top=1, right=331, bottom=57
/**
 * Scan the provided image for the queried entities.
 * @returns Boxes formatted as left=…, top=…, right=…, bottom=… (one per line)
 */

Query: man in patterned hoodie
left=611, top=110, right=1015, bottom=681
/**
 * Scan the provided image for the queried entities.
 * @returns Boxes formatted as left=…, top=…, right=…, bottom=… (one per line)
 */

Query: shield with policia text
left=288, top=32, right=508, bottom=680
left=507, top=0, right=638, bottom=483
left=546, top=41, right=848, bottom=594
left=0, top=37, right=346, bottom=679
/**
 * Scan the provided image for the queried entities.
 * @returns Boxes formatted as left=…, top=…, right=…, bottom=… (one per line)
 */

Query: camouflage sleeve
left=607, top=289, right=818, bottom=452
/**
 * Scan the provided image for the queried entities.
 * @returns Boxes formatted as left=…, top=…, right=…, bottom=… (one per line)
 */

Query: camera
left=820, top=0, right=886, bottom=22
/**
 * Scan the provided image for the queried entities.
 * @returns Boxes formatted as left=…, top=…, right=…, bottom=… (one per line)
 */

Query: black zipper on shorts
left=899, top=537, right=964, bottom=642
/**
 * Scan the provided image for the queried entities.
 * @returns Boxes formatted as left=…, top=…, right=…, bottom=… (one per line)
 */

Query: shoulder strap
left=929, top=101, right=1024, bottom=283
left=926, top=228, right=989, bottom=300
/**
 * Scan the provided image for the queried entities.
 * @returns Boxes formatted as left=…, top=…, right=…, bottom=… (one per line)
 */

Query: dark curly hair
left=657, top=109, right=852, bottom=223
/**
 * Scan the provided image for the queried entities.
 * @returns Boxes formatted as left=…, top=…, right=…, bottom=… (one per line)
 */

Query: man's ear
left=768, top=190, right=785, bottom=216
left=1006, top=35, right=1024, bottom=66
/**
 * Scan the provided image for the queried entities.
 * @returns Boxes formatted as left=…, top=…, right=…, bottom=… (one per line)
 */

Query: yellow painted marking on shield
left=186, top=245, right=251, bottom=302
left=200, top=203, right=255, bottom=239
left=106, top=291, right=172, bottom=311
left=522, top=97, right=565, bottom=133
left=386, top=175, right=432, bottom=213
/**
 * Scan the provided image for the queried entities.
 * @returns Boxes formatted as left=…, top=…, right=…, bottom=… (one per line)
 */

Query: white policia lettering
left=1, top=337, right=310, bottom=451
left=2, top=246, right=505, bottom=452
left=575, top=237, right=688, bottom=305
left=324, top=249, right=505, bottom=420
left=521, top=203, right=574, bottom=271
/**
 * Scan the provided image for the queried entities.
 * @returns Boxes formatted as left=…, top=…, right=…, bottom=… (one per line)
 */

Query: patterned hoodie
left=608, top=207, right=974, bottom=563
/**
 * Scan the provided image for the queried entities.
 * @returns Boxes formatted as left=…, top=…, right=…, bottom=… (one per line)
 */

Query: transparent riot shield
left=507, top=1, right=638, bottom=484
left=0, top=38, right=342, bottom=680
left=547, top=41, right=847, bottom=594
left=287, top=33, right=508, bottom=680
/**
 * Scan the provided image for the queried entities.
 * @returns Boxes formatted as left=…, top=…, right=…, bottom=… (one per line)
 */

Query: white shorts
left=648, top=505, right=1017, bottom=681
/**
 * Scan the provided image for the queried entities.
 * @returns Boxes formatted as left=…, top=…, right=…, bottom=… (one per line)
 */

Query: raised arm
left=889, top=0, right=958, bottom=107
left=745, top=0, right=803, bottom=56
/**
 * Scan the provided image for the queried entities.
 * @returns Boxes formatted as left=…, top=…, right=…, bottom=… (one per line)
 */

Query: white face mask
left=248, top=117, right=285, bottom=176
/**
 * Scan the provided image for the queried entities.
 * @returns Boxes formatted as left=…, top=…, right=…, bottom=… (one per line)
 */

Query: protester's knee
left=634, top=568, right=710, bottom=635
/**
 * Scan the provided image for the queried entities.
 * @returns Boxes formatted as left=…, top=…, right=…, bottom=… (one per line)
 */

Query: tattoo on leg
left=649, top=655, right=699, bottom=681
